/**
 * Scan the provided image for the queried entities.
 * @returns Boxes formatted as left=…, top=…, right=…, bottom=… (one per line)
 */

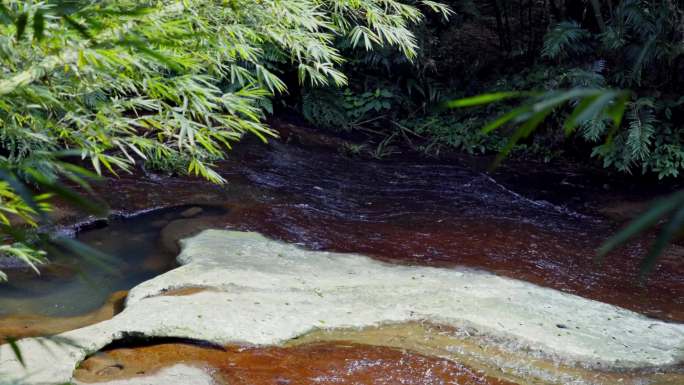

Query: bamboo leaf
left=606, top=91, right=630, bottom=129
left=23, top=168, right=108, bottom=216
left=51, top=237, right=119, bottom=275
left=564, top=91, right=619, bottom=135
left=6, top=337, right=25, bottom=367
left=491, top=106, right=554, bottom=169
left=564, top=94, right=600, bottom=135
left=445, top=92, right=523, bottom=108
left=15, top=12, right=28, bottom=41
left=0, top=169, right=45, bottom=220
left=639, top=206, right=684, bottom=280
left=597, top=191, right=684, bottom=260
left=0, top=4, right=12, bottom=25
left=481, top=106, right=530, bottom=134
left=62, top=14, right=93, bottom=41
left=33, top=10, right=45, bottom=41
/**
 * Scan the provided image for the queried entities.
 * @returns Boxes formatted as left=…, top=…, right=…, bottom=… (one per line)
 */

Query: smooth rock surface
left=1, top=230, right=683, bottom=385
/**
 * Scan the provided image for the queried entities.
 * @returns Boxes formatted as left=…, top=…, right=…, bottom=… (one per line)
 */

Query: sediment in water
left=74, top=339, right=518, bottom=385
left=73, top=322, right=684, bottom=385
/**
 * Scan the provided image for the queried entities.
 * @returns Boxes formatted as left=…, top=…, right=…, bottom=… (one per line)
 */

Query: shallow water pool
left=0, top=205, right=226, bottom=318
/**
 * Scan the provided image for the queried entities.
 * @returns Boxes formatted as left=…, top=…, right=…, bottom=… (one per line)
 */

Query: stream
left=1, top=136, right=682, bottom=321
left=0, top=134, right=682, bottom=385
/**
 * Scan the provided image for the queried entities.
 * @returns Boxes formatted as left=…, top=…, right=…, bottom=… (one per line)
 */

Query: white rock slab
left=1, top=230, right=683, bottom=385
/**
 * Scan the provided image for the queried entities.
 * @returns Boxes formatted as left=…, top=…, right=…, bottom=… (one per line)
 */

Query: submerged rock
left=1, top=230, right=683, bottom=385
left=73, top=340, right=517, bottom=385
left=159, top=217, right=225, bottom=254
left=0, top=291, right=127, bottom=343
left=179, top=207, right=203, bottom=218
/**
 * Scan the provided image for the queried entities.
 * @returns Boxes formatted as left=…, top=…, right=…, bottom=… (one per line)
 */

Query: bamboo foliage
left=0, top=0, right=445, bottom=276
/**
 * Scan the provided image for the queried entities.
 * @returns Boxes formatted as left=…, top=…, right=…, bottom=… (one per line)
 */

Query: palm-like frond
left=625, top=97, right=657, bottom=161
left=542, top=21, right=590, bottom=59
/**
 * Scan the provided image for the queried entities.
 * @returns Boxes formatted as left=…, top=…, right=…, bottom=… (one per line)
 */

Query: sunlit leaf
left=444, top=92, right=523, bottom=108
left=0, top=169, right=45, bottom=220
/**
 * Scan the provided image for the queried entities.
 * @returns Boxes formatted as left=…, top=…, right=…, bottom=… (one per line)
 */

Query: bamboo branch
left=0, top=2, right=185, bottom=97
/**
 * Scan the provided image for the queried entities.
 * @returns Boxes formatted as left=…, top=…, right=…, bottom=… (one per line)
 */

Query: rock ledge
left=1, top=230, right=683, bottom=384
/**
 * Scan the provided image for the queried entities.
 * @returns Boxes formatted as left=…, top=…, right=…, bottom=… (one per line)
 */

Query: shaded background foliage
left=296, top=0, right=684, bottom=179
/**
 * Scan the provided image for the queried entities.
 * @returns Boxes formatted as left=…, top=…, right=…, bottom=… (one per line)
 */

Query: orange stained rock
left=75, top=341, right=519, bottom=385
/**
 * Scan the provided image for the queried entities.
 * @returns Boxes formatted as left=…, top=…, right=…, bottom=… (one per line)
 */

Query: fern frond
left=542, top=21, right=590, bottom=59
left=626, top=97, right=657, bottom=161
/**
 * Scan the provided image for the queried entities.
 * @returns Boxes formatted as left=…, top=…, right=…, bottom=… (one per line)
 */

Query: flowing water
left=217, top=139, right=683, bottom=321
left=1, top=137, right=681, bottom=321
left=1, top=135, right=683, bottom=385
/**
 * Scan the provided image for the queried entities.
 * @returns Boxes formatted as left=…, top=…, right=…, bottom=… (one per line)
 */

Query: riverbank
left=2, top=230, right=682, bottom=385
left=3, top=128, right=682, bottom=325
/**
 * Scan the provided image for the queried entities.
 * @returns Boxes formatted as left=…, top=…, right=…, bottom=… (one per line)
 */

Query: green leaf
left=481, top=106, right=530, bottom=134
left=605, top=91, right=630, bottom=129
left=597, top=190, right=684, bottom=260
left=639, top=206, right=684, bottom=280
left=491, top=106, right=554, bottom=169
left=62, top=14, right=93, bottom=41
left=564, top=94, right=601, bottom=135
left=563, top=90, right=619, bottom=135
left=445, top=92, right=523, bottom=108
left=51, top=236, right=119, bottom=275
left=0, top=3, right=13, bottom=25
left=15, top=12, right=28, bottom=41
left=24, top=168, right=108, bottom=217
left=0, top=169, right=46, bottom=220
left=33, top=10, right=45, bottom=41
left=6, top=337, right=25, bottom=367
left=531, top=89, right=598, bottom=112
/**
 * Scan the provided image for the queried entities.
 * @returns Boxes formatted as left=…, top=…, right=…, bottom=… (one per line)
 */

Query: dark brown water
left=211, top=140, right=683, bottom=321
left=3, top=136, right=683, bottom=385
left=1, top=137, right=682, bottom=322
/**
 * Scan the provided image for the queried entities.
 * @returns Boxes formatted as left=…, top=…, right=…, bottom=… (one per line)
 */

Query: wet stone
left=74, top=341, right=519, bottom=385
left=180, top=207, right=204, bottom=218
left=159, top=217, right=225, bottom=254
left=2, top=231, right=684, bottom=385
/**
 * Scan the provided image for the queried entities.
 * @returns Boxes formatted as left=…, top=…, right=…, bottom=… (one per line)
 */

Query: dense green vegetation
left=0, top=0, right=448, bottom=277
left=295, top=0, right=684, bottom=277
left=0, top=1, right=682, bottom=377
left=0, top=0, right=681, bottom=279
left=299, top=0, right=684, bottom=179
